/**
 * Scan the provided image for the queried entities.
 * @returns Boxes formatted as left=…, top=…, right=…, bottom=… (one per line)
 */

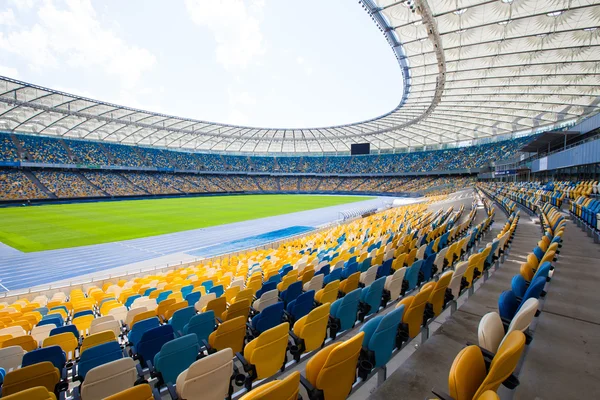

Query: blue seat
left=201, top=281, right=213, bottom=292
left=280, top=281, right=302, bottom=306
left=533, top=261, right=553, bottom=282
left=181, top=285, right=194, bottom=300
left=133, top=324, right=175, bottom=365
left=73, top=310, right=94, bottom=320
left=532, top=246, right=545, bottom=262
left=404, top=260, right=422, bottom=292
left=51, top=306, right=69, bottom=315
left=156, top=291, right=173, bottom=304
left=75, top=341, right=123, bottom=381
left=251, top=302, right=284, bottom=335
left=169, top=306, right=197, bottom=336
left=209, top=285, right=224, bottom=298
left=50, top=324, right=79, bottom=339
left=342, top=262, right=358, bottom=279
left=515, top=276, right=547, bottom=314
left=144, top=288, right=157, bottom=297
left=279, top=265, right=293, bottom=276
left=499, top=276, right=546, bottom=320
left=511, top=275, right=529, bottom=298
left=359, top=277, right=386, bottom=319
left=329, top=288, right=361, bottom=337
left=377, top=259, right=393, bottom=279
left=22, top=346, right=66, bottom=371
left=125, top=295, right=141, bottom=309
left=360, top=258, right=372, bottom=273
left=128, top=317, right=160, bottom=347
left=424, top=241, right=435, bottom=259
left=256, top=282, right=277, bottom=299
left=315, top=265, right=330, bottom=276
left=286, top=290, right=314, bottom=324
left=38, top=316, right=62, bottom=328
left=484, top=241, right=500, bottom=270
left=419, top=254, right=436, bottom=283
left=360, top=305, right=404, bottom=368
left=266, top=274, right=282, bottom=285
left=323, top=268, right=342, bottom=286
left=183, top=311, right=215, bottom=344
left=34, top=307, right=48, bottom=316
left=154, top=334, right=200, bottom=385
left=185, top=292, right=201, bottom=307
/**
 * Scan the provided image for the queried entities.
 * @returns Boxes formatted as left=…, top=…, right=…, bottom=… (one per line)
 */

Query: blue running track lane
left=0, top=196, right=401, bottom=292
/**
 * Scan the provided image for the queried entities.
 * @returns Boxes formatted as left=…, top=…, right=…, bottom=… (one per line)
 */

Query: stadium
left=0, top=0, right=599, bottom=399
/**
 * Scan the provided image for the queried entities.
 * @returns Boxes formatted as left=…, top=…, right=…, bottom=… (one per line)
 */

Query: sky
left=0, top=0, right=403, bottom=129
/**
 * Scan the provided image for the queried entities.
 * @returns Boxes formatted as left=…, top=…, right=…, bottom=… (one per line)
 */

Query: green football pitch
left=0, top=194, right=372, bottom=253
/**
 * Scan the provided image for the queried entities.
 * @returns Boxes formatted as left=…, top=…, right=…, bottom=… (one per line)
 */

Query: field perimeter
left=0, top=195, right=372, bottom=252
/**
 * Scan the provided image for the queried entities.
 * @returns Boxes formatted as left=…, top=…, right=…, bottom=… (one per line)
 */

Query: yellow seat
left=130, top=310, right=157, bottom=328
left=238, top=371, right=300, bottom=400
left=232, top=288, right=254, bottom=305
left=339, top=272, right=360, bottom=295
left=315, top=281, right=339, bottom=305
left=1, top=386, right=57, bottom=400
left=208, top=315, right=246, bottom=354
left=396, top=284, right=434, bottom=339
left=156, top=299, right=176, bottom=322
left=224, top=286, right=241, bottom=304
left=304, top=331, right=364, bottom=400
left=426, top=270, right=453, bottom=316
left=221, top=299, right=250, bottom=322
left=1, top=335, right=37, bottom=352
left=448, top=331, right=526, bottom=400
left=104, top=384, right=155, bottom=400
left=292, top=303, right=331, bottom=356
left=277, top=274, right=296, bottom=292
left=42, top=333, right=78, bottom=359
left=243, top=323, right=289, bottom=383
left=300, top=269, right=315, bottom=286
left=163, top=301, right=188, bottom=322
left=1, top=361, right=60, bottom=397
left=80, top=330, right=116, bottom=353
left=204, top=297, right=227, bottom=320
left=72, top=315, right=94, bottom=335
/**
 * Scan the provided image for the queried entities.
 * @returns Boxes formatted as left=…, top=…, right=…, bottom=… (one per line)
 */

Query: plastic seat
left=329, top=288, right=361, bottom=337
left=222, top=299, right=250, bottom=322
left=22, top=346, right=66, bottom=371
left=1, top=361, right=61, bottom=397
left=0, top=326, right=26, bottom=338
left=154, top=334, right=199, bottom=385
left=50, top=325, right=79, bottom=340
left=238, top=371, right=300, bottom=400
left=255, top=282, right=277, bottom=300
left=396, top=283, right=434, bottom=340
left=1, top=386, right=57, bottom=400
left=291, top=303, right=330, bottom=358
left=75, top=357, right=139, bottom=400
left=104, top=384, right=157, bottom=400
left=286, top=290, right=315, bottom=325
left=80, top=330, right=116, bottom=353
left=498, top=276, right=546, bottom=320
left=74, top=341, right=123, bottom=381
left=73, top=315, right=94, bottom=335
left=133, top=325, right=175, bottom=365
left=323, top=269, right=342, bottom=286
left=359, top=265, right=377, bottom=287
left=252, top=289, right=278, bottom=313
left=384, top=267, right=406, bottom=302
left=479, top=298, right=539, bottom=353
left=208, top=315, right=246, bottom=354
left=303, top=274, right=324, bottom=293
left=426, top=270, right=454, bottom=316
left=89, top=319, right=121, bottom=337
left=302, top=331, right=364, bottom=400
left=183, top=311, right=215, bottom=344
left=360, top=306, right=404, bottom=368
left=280, top=281, right=303, bottom=306
left=251, top=302, right=284, bottom=336
left=175, top=348, right=233, bottom=400
left=195, top=293, right=216, bottom=313
left=0, top=346, right=25, bottom=372
left=42, top=333, right=78, bottom=360
left=446, top=331, right=526, bottom=400
left=359, top=276, right=386, bottom=319
left=339, top=272, right=360, bottom=296
left=108, top=306, right=128, bottom=323
left=239, top=323, right=289, bottom=389
left=2, top=335, right=37, bottom=352
left=315, top=280, right=340, bottom=305
left=185, top=292, right=201, bottom=308
left=128, top=317, right=160, bottom=348
left=169, top=306, right=197, bottom=335
left=404, top=260, right=422, bottom=293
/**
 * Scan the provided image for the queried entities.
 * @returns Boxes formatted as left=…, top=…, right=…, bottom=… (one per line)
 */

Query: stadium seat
left=252, top=289, right=278, bottom=313
left=73, top=357, right=141, bottom=400
left=0, top=346, right=25, bottom=372
left=80, top=330, right=116, bottom=353
left=2, top=335, right=37, bottom=352
left=222, top=299, right=250, bottom=322
left=1, top=387, right=57, bottom=400
left=315, top=280, right=340, bottom=305
left=169, top=306, right=197, bottom=335
left=280, top=281, right=303, bottom=306
left=22, top=346, right=66, bottom=371
left=396, top=283, right=434, bottom=341
left=404, top=260, right=422, bottom=293
left=132, top=325, right=175, bottom=366
left=360, top=305, right=404, bottom=368
left=128, top=317, right=161, bottom=347
left=425, top=270, right=454, bottom=317
left=74, top=341, right=124, bottom=381
left=175, top=348, right=233, bottom=400
left=1, top=361, right=64, bottom=397
left=104, top=384, right=158, bottom=400
left=286, top=290, right=315, bottom=325
left=251, top=302, right=284, bottom=336
left=290, top=303, right=330, bottom=361
left=479, top=298, right=538, bottom=353
left=238, top=371, right=300, bottom=400
left=208, top=315, right=246, bottom=353
left=42, top=333, right=78, bottom=361
left=301, top=331, right=364, bottom=400
left=358, top=276, right=385, bottom=320
left=183, top=311, right=215, bottom=344
left=383, top=267, right=406, bottom=303
left=153, top=333, right=200, bottom=386
left=329, top=288, right=361, bottom=338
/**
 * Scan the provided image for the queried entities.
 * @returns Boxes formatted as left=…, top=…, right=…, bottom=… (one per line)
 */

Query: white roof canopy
left=0, top=0, right=599, bottom=154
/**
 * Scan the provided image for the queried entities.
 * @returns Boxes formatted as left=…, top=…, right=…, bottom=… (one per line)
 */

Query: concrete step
left=22, top=170, right=57, bottom=199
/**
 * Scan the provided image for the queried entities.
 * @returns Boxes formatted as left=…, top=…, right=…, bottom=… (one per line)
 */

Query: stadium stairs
left=22, top=170, right=57, bottom=199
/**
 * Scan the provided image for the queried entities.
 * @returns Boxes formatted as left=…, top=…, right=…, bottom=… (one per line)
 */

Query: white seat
left=31, top=325, right=54, bottom=345
left=79, top=357, right=138, bottom=400
left=303, top=274, right=324, bottom=293
left=448, top=261, right=468, bottom=298
left=124, top=307, right=148, bottom=328
left=434, top=247, right=449, bottom=272
left=134, top=298, right=158, bottom=312
left=478, top=312, right=505, bottom=353
left=0, top=346, right=25, bottom=372
left=176, top=348, right=233, bottom=400
left=360, top=265, right=378, bottom=287
left=90, top=320, right=122, bottom=337
left=195, top=293, right=217, bottom=312
left=416, top=244, right=427, bottom=260
left=252, top=289, right=278, bottom=313
left=0, top=326, right=26, bottom=339
left=90, top=315, right=115, bottom=330
left=32, top=295, right=48, bottom=307
left=108, top=306, right=128, bottom=324
left=384, top=267, right=407, bottom=301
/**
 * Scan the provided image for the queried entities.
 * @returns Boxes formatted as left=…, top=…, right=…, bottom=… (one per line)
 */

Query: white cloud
left=227, top=109, right=250, bottom=125
left=228, top=88, right=256, bottom=106
left=0, top=9, right=17, bottom=26
left=185, top=0, right=266, bottom=69
left=0, top=64, right=19, bottom=78
left=0, top=0, right=156, bottom=85
left=8, top=0, right=36, bottom=10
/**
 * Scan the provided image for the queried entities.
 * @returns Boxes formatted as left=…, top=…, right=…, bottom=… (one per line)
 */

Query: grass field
left=0, top=194, right=372, bottom=253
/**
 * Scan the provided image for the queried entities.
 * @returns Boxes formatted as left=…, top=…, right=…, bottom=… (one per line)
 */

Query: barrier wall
left=532, top=138, right=600, bottom=172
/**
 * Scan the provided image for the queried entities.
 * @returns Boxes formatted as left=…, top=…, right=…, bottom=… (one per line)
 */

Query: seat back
left=399, top=284, right=434, bottom=338
left=0, top=386, right=56, bottom=400
left=287, top=290, right=315, bottom=323
left=0, top=346, right=25, bottom=371
left=449, top=261, right=468, bottom=297
left=448, top=345, right=487, bottom=400
left=136, top=325, right=175, bottom=364
left=208, top=316, right=246, bottom=354
left=107, top=306, right=128, bottom=323
left=81, top=330, right=116, bottom=354
left=222, top=300, right=250, bottom=322
left=359, top=265, right=377, bottom=287
left=478, top=312, right=505, bottom=353
left=2, top=335, right=37, bottom=352
left=245, top=322, right=289, bottom=379
left=281, top=281, right=303, bottom=306
left=238, top=371, right=300, bottom=400
left=306, top=331, right=364, bottom=400
left=80, top=357, right=137, bottom=400
left=503, top=298, right=538, bottom=343
left=429, top=270, right=453, bottom=316
left=128, top=317, right=160, bottom=347
left=340, top=272, right=360, bottom=296
left=315, top=280, right=340, bottom=305
left=104, top=384, right=155, bottom=400
left=404, top=260, right=422, bottom=291
left=169, top=306, right=197, bottom=333
left=252, top=302, right=284, bottom=334
left=253, top=289, right=278, bottom=313
left=176, top=348, right=233, bottom=400
left=474, top=331, right=526, bottom=398
left=42, top=333, right=78, bottom=360
left=124, top=307, right=147, bottom=328
left=384, top=267, right=406, bottom=301
left=293, top=303, right=331, bottom=353
left=361, top=306, right=404, bottom=368
left=303, top=274, right=324, bottom=293
left=1, top=361, right=59, bottom=397
left=90, top=320, right=121, bottom=337
left=330, top=288, right=361, bottom=331
left=0, top=326, right=26, bottom=338
left=155, top=334, right=199, bottom=384
left=22, top=346, right=65, bottom=370
left=183, top=311, right=215, bottom=343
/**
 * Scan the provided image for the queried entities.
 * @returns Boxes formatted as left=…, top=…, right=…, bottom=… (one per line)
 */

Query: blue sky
left=0, top=0, right=403, bottom=128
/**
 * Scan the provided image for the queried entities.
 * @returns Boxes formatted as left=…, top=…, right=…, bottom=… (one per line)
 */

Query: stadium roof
left=0, top=0, right=599, bottom=154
